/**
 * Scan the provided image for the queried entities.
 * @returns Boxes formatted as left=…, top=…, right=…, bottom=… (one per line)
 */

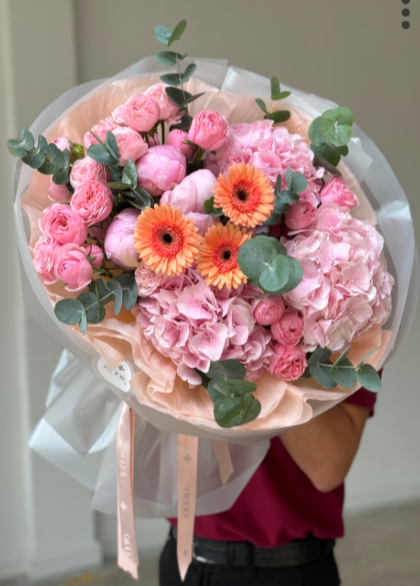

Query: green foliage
left=255, top=79, right=291, bottom=125
left=160, top=63, right=197, bottom=87
left=7, top=127, right=35, bottom=157
left=154, top=51, right=186, bottom=66
left=165, top=87, right=204, bottom=108
left=207, top=359, right=247, bottom=381
left=214, top=392, right=261, bottom=428
left=259, top=254, right=289, bottom=292
left=168, top=19, right=187, bottom=46
left=203, top=196, right=224, bottom=217
left=154, top=25, right=173, bottom=45
left=285, top=167, right=307, bottom=194
left=308, top=107, right=354, bottom=167
left=270, top=76, right=291, bottom=101
left=356, top=364, right=381, bottom=392
left=121, top=160, right=137, bottom=190
left=263, top=169, right=306, bottom=226
left=87, top=131, right=120, bottom=166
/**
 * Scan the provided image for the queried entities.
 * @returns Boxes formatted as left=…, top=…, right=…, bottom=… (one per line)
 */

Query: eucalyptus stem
left=160, top=120, right=165, bottom=144
left=312, top=154, right=342, bottom=177
left=319, top=362, right=356, bottom=370
left=177, top=60, right=189, bottom=117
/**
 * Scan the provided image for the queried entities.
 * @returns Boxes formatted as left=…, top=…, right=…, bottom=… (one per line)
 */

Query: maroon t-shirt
left=169, top=387, right=377, bottom=548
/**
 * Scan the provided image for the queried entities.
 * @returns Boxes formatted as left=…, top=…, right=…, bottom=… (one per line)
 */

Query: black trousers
left=159, top=533, right=341, bottom=586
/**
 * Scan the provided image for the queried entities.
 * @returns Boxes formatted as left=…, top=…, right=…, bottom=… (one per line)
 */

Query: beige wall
left=0, top=0, right=419, bottom=579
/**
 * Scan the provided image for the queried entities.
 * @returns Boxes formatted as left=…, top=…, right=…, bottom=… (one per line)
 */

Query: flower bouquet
left=9, top=19, right=418, bottom=579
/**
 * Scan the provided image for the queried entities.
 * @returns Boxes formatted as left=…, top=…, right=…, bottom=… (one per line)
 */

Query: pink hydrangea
left=205, top=120, right=324, bottom=208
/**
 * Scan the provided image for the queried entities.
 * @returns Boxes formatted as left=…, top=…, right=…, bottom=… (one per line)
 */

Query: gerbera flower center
left=231, top=179, right=259, bottom=212
left=216, top=242, right=238, bottom=273
left=153, top=224, right=183, bottom=258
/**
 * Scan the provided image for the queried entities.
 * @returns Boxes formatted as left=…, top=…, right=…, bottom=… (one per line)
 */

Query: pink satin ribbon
left=117, top=404, right=139, bottom=579
left=177, top=434, right=199, bottom=581
left=212, top=440, right=234, bottom=486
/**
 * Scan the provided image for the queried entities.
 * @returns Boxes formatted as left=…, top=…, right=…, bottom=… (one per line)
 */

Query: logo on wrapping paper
left=123, top=532, right=134, bottom=559
left=97, top=358, right=133, bottom=392
left=181, top=486, right=191, bottom=518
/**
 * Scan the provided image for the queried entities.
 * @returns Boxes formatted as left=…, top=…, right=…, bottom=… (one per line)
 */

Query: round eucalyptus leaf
left=54, top=298, right=85, bottom=326
left=214, top=393, right=261, bottom=428
left=259, top=254, right=289, bottom=292
left=331, top=358, right=357, bottom=388
left=309, top=362, right=337, bottom=390
left=212, top=379, right=257, bottom=397
left=238, top=236, right=285, bottom=281
left=356, top=364, right=382, bottom=392
left=77, top=291, right=101, bottom=323
left=207, top=360, right=246, bottom=381
left=320, top=107, right=354, bottom=147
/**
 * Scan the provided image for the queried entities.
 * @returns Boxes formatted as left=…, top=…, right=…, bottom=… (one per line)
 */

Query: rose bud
left=188, top=110, right=228, bottom=151
left=54, top=243, right=93, bottom=292
left=144, top=83, right=181, bottom=126
left=136, top=145, right=186, bottom=196
left=253, top=297, right=285, bottom=326
left=48, top=178, right=72, bottom=203
left=112, top=126, right=149, bottom=166
left=104, top=208, right=140, bottom=270
left=122, top=94, right=161, bottom=132
left=271, top=311, right=304, bottom=345
left=51, top=136, right=71, bottom=152
left=70, top=156, right=110, bottom=190
left=166, top=129, right=194, bottom=159
left=320, top=175, right=359, bottom=210
left=84, top=244, right=104, bottom=268
left=71, top=180, right=114, bottom=226
left=284, top=201, right=317, bottom=230
left=269, top=342, right=307, bottom=381
left=39, top=204, right=88, bottom=246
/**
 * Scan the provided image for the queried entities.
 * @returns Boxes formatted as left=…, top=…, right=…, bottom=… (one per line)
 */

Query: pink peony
left=188, top=110, right=228, bottom=151
left=51, top=137, right=71, bottom=152
left=136, top=145, right=186, bottom=196
left=320, top=175, right=359, bottom=210
left=71, top=181, right=114, bottom=226
left=112, top=127, right=149, bottom=166
left=271, top=311, right=304, bottom=345
left=253, top=297, right=285, bottom=326
left=70, top=157, right=110, bottom=190
left=269, top=342, right=307, bottom=381
left=166, top=129, right=194, bottom=158
left=84, top=244, right=104, bottom=268
left=39, top=204, right=88, bottom=246
left=284, top=201, right=317, bottom=230
left=122, top=95, right=161, bottom=132
left=54, top=243, right=93, bottom=292
left=84, top=117, right=121, bottom=149
left=48, top=179, right=71, bottom=203
left=33, top=236, right=60, bottom=284
left=160, top=169, right=217, bottom=214
left=135, top=261, right=169, bottom=296
left=144, top=83, right=181, bottom=126
left=104, top=208, right=140, bottom=270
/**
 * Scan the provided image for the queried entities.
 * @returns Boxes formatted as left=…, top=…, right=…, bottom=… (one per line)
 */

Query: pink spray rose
left=320, top=175, right=359, bottom=210
left=112, top=127, right=149, bottom=166
left=104, top=208, right=140, bottom=270
left=135, top=261, right=169, bottom=296
left=84, top=244, right=104, bottom=268
left=33, top=236, right=60, bottom=284
left=271, top=311, right=304, bottom=345
left=269, top=342, right=307, bottom=381
left=112, top=104, right=127, bottom=125
left=161, top=169, right=217, bottom=214
left=284, top=201, right=317, bottom=230
left=54, top=243, right=93, bottom=292
left=71, top=181, right=114, bottom=226
left=166, top=129, right=194, bottom=158
left=122, top=95, right=161, bottom=132
left=136, top=145, right=187, bottom=196
left=144, top=83, right=181, bottom=126
left=188, top=110, right=228, bottom=151
left=51, top=136, right=71, bottom=152
left=70, top=157, right=110, bottom=190
left=84, top=117, right=121, bottom=149
left=39, top=204, right=88, bottom=245
left=253, top=297, right=285, bottom=326
left=48, top=178, right=71, bottom=203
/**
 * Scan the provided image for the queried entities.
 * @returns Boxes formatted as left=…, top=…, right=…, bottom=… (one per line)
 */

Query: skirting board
left=27, top=542, right=102, bottom=581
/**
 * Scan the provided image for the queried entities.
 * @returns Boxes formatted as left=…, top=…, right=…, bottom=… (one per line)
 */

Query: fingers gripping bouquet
left=10, top=18, right=416, bottom=581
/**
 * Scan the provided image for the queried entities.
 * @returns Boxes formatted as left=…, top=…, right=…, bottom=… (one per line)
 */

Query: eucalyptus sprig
left=308, top=107, right=354, bottom=173
left=256, top=76, right=291, bottom=125
left=154, top=19, right=204, bottom=131
left=196, top=359, right=261, bottom=428
left=305, top=346, right=382, bottom=392
left=54, top=274, right=138, bottom=335
left=264, top=167, right=307, bottom=226
left=238, top=235, right=303, bottom=296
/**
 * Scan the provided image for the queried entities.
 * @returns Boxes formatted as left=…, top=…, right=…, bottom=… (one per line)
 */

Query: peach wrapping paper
left=16, top=62, right=417, bottom=443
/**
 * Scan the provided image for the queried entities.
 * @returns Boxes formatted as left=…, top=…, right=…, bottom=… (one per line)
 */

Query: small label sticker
left=98, top=358, right=133, bottom=393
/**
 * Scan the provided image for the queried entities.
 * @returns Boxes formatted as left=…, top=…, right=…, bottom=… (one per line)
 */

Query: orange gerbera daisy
left=197, top=221, right=251, bottom=289
left=133, top=203, right=201, bottom=276
left=213, top=162, right=275, bottom=228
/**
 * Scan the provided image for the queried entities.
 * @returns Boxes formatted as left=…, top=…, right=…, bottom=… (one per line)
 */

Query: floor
left=2, top=501, right=420, bottom=586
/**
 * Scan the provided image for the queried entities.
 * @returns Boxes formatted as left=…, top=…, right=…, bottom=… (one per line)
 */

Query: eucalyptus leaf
left=270, top=77, right=280, bottom=100
left=54, top=298, right=85, bottom=326
left=267, top=257, right=303, bottom=295
left=266, top=110, right=291, bottom=124
left=122, top=159, right=137, bottom=189
left=214, top=393, right=261, bottom=428
left=272, top=90, right=291, bottom=101
left=165, top=87, right=192, bottom=107
left=309, top=362, right=337, bottom=390
left=77, top=291, right=101, bottom=323
left=105, top=131, right=119, bottom=161
left=112, top=272, right=138, bottom=310
left=204, top=196, right=224, bottom=217
left=331, top=358, right=357, bottom=388
left=208, top=380, right=225, bottom=403
left=121, top=188, right=153, bottom=211
left=308, top=346, right=332, bottom=367
left=334, top=348, right=351, bottom=367
left=255, top=98, right=268, bottom=113
left=181, top=63, right=197, bottom=83
left=238, top=236, right=286, bottom=281
left=87, top=143, right=117, bottom=166
left=160, top=72, right=183, bottom=87
left=107, top=181, right=132, bottom=191
left=182, top=91, right=205, bottom=105
left=169, top=112, right=193, bottom=131
left=90, top=278, right=115, bottom=306
left=168, top=19, right=187, bottom=46
left=154, top=50, right=185, bottom=66
left=310, top=143, right=342, bottom=167
left=212, top=379, right=257, bottom=397
left=23, top=147, right=46, bottom=169
left=288, top=171, right=307, bottom=194
left=38, top=144, right=65, bottom=175
left=52, top=149, right=71, bottom=185
left=196, top=369, right=211, bottom=390
left=20, top=127, right=35, bottom=150
left=357, top=347, right=379, bottom=367
left=356, top=364, right=382, bottom=392
left=320, top=107, right=354, bottom=147
left=7, top=127, right=35, bottom=158
left=259, top=254, right=290, bottom=292
left=154, top=24, right=173, bottom=45
left=107, top=280, right=123, bottom=316
left=207, top=359, right=246, bottom=381
left=308, top=117, right=324, bottom=146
